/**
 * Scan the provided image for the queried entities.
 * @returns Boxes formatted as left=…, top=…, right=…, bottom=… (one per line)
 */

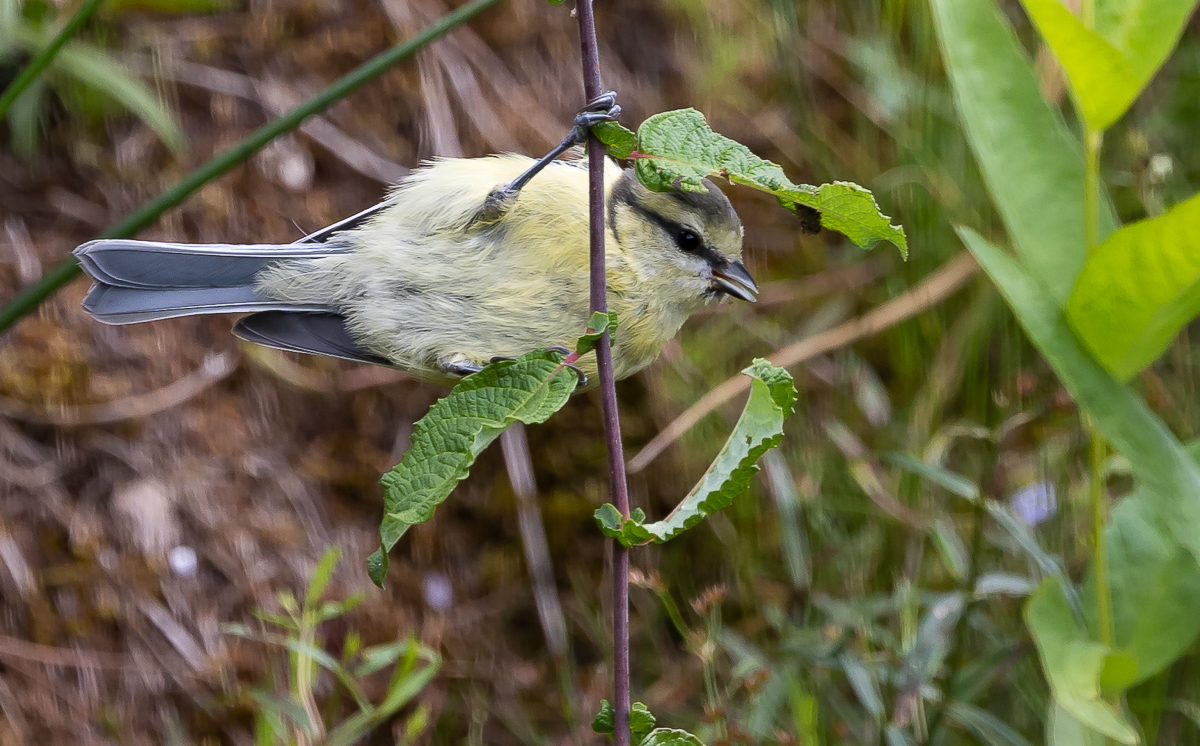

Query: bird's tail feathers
left=74, top=239, right=342, bottom=324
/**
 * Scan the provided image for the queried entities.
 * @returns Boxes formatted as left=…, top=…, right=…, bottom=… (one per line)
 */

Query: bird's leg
left=475, top=92, right=620, bottom=223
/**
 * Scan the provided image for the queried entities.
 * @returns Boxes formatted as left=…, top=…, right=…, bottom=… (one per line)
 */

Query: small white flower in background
left=169, top=546, right=198, bottom=579
left=421, top=572, right=453, bottom=612
left=1148, top=153, right=1174, bottom=182
left=1009, top=482, right=1057, bottom=526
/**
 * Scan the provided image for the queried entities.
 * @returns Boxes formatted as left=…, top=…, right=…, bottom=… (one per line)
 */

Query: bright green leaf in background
left=368, top=349, right=578, bottom=586
left=1019, top=0, right=1142, bottom=131
left=1067, top=191, right=1200, bottom=380
left=616, top=109, right=907, bottom=257
left=595, top=359, right=795, bottom=546
left=1019, top=0, right=1198, bottom=131
left=930, top=0, right=1116, bottom=304
left=1025, top=577, right=1139, bottom=745
left=1083, top=492, right=1200, bottom=689
left=958, top=229, right=1200, bottom=572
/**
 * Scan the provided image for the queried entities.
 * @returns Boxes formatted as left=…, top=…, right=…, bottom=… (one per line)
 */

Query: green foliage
left=945, top=702, right=1037, bottom=746
left=224, top=548, right=439, bottom=746
left=960, top=229, right=1200, bottom=569
left=1024, top=576, right=1139, bottom=744
left=592, top=700, right=658, bottom=745
left=576, top=310, right=618, bottom=354
left=595, top=359, right=795, bottom=546
left=369, top=348, right=578, bottom=586
left=1067, top=191, right=1200, bottom=380
left=929, top=0, right=1116, bottom=304
left=1020, top=0, right=1198, bottom=130
left=0, top=0, right=185, bottom=155
left=592, top=120, right=636, bottom=158
left=593, top=701, right=703, bottom=746
left=603, top=109, right=907, bottom=257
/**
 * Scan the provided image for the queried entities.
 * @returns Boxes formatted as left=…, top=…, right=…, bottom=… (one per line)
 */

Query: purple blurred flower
left=1009, top=482, right=1057, bottom=526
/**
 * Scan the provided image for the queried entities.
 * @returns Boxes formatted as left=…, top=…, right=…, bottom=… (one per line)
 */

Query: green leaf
left=593, top=121, right=637, bottom=159
left=881, top=452, right=981, bottom=501
left=932, top=519, right=969, bottom=582
left=595, top=360, right=795, bottom=546
left=9, top=25, right=186, bottom=153
left=1047, top=702, right=1110, bottom=746
left=304, top=546, right=341, bottom=607
left=946, top=701, right=1037, bottom=746
left=1020, top=0, right=1198, bottom=131
left=1024, top=576, right=1139, bottom=744
left=1019, top=0, right=1142, bottom=131
left=640, top=730, right=705, bottom=746
left=592, top=700, right=657, bottom=746
left=1066, top=190, right=1200, bottom=380
left=576, top=311, right=618, bottom=354
left=1082, top=492, right=1200, bottom=689
left=631, top=109, right=906, bottom=257
left=930, top=0, right=1116, bottom=304
left=370, top=348, right=576, bottom=587
left=960, top=227, right=1200, bottom=568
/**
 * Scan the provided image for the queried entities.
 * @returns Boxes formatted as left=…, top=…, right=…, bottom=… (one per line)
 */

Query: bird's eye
left=675, top=230, right=702, bottom=253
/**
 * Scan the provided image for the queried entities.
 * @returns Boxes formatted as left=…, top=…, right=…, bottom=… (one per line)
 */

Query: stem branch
left=572, top=2, right=632, bottom=744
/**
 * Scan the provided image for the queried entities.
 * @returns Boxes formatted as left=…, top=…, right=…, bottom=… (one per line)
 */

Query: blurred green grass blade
left=945, top=702, right=1037, bottom=746
left=959, top=227, right=1200, bottom=567
left=1024, top=577, right=1139, bottom=744
left=0, top=0, right=107, bottom=120
left=1066, top=190, right=1200, bottom=380
left=6, top=76, right=45, bottom=157
left=930, top=0, right=1116, bottom=304
left=1082, top=493, right=1200, bottom=690
left=44, top=38, right=185, bottom=151
left=0, top=0, right=502, bottom=333
left=1019, top=0, right=1140, bottom=131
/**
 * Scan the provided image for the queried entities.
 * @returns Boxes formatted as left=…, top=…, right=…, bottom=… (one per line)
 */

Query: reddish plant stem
left=573, top=1, right=631, bottom=744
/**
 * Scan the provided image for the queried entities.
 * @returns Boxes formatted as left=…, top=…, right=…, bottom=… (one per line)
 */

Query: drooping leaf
left=576, top=311, right=618, bottom=354
left=1066, top=190, right=1200, bottom=380
left=960, top=228, right=1200, bottom=568
left=369, top=349, right=577, bottom=586
left=595, top=359, right=795, bottom=546
left=1024, top=576, right=1139, bottom=745
left=630, top=109, right=907, bottom=256
left=930, top=0, right=1116, bottom=303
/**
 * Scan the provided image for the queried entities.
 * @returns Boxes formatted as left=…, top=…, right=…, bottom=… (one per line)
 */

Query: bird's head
left=609, top=169, right=755, bottom=315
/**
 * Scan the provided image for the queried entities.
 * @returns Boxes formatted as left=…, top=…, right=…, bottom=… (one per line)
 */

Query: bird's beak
left=712, top=260, right=758, bottom=302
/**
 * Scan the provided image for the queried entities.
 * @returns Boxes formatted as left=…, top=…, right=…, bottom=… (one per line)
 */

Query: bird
left=72, top=98, right=757, bottom=388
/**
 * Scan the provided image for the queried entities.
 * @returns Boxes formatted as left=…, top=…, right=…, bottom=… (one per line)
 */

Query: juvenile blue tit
left=73, top=154, right=757, bottom=387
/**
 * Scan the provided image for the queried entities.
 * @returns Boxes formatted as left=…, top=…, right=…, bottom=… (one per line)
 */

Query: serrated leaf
left=640, top=729, right=705, bottom=746
left=577, top=311, right=618, bottom=354
left=592, top=700, right=657, bottom=745
left=1066, top=189, right=1200, bottom=380
left=1024, top=576, right=1139, bottom=744
left=370, top=348, right=576, bottom=587
left=595, top=359, right=795, bottom=546
left=631, top=109, right=906, bottom=256
left=593, top=121, right=637, bottom=159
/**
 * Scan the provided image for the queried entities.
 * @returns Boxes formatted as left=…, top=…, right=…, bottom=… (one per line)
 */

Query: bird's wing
left=233, top=311, right=392, bottom=366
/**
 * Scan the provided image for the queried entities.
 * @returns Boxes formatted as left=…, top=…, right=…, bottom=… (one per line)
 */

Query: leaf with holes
left=630, top=109, right=906, bottom=256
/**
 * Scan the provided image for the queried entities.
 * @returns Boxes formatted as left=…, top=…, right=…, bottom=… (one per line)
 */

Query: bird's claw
left=564, top=364, right=588, bottom=389
left=571, top=91, right=621, bottom=140
left=546, top=346, right=571, bottom=356
left=489, top=355, right=515, bottom=364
